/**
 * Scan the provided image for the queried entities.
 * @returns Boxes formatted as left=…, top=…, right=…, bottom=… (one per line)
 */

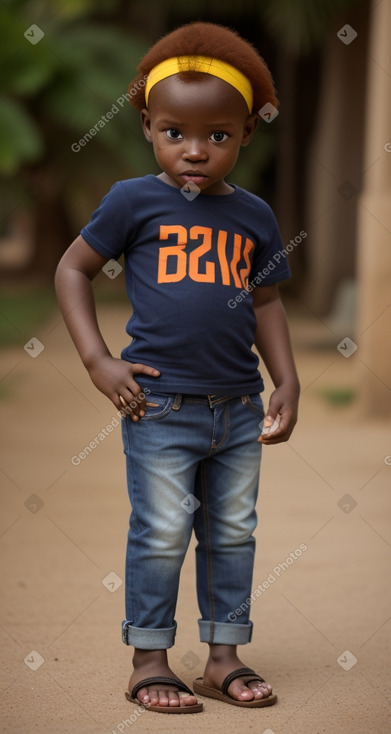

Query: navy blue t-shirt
left=80, top=174, right=291, bottom=395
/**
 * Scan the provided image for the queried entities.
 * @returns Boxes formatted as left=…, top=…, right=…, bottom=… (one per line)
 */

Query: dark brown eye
left=210, top=132, right=228, bottom=142
left=166, top=129, right=182, bottom=139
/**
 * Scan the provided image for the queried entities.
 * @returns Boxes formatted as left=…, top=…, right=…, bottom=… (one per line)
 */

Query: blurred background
left=1, top=3, right=390, bottom=733
left=0, top=0, right=390, bottom=413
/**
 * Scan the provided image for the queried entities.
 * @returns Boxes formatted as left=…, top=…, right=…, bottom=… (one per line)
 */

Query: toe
left=228, top=678, right=274, bottom=701
left=158, top=689, right=170, bottom=706
left=168, top=691, right=180, bottom=706
left=178, top=692, right=198, bottom=707
left=228, top=680, right=255, bottom=701
left=134, top=683, right=198, bottom=708
left=136, top=686, right=150, bottom=704
left=146, top=687, right=160, bottom=705
left=248, top=680, right=273, bottom=699
left=161, top=689, right=198, bottom=707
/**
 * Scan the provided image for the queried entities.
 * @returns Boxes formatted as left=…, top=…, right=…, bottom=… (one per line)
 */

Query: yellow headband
left=145, top=55, right=253, bottom=113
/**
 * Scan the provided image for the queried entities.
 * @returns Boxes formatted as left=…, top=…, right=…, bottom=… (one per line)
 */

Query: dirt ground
left=0, top=301, right=390, bottom=734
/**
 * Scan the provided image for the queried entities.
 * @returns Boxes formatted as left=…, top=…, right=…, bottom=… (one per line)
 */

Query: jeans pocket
left=138, top=392, right=174, bottom=421
left=242, top=393, right=265, bottom=420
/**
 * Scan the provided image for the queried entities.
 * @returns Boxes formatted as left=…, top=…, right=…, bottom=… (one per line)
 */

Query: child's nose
left=182, top=140, right=208, bottom=161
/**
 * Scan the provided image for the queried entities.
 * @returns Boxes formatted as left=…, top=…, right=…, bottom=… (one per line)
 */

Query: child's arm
left=55, top=235, right=160, bottom=420
left=252, top=284, right=300, bottom=444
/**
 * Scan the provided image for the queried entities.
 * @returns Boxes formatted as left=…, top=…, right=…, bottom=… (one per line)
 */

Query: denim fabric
left=121, top=391, right=264, bottom=650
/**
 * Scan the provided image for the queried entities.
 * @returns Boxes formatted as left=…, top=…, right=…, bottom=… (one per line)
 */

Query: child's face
left=141, top=74, right=259, bottom=195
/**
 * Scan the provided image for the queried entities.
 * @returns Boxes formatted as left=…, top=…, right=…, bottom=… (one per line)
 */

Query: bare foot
left=203, top=650, right=273, bottom=702
left=128, top=649, right=199, bottom=708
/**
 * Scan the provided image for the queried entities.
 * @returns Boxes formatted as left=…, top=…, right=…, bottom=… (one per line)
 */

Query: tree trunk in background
left=303, top=4, right=369, bottom=317
left=274, top=49, right=321, bottom=295
left=356, top=0, right=391, bottom=416
left=29, top=174, right=74, bottom=278
left=274, top=50, right=299, bottom=244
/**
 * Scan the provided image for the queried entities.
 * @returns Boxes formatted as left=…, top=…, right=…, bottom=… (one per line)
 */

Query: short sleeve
left=249, top=204, right=291, bottom=286
left=80, top=181, right=135, bottom=260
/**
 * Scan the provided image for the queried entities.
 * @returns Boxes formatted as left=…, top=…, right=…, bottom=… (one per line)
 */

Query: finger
left=129, top=363, right=160, bottom=377
left=119, top=391, right=144, bottom=421
left=118, top=395, right=134, bottom=418
left=258, top=413, right=281, bottom=442
left=125, top=379, right=150, bottom=413
left=117, top=396, right=133, bottom=420
left=114, top=394, right=129, bottom=418
left=127, top=364, right=160, bottom=407
left=258, top=413, right=292, bottom=443
left=119, top=395, right=127, bottom=409
left=123, top=384, right=148, bottom=416
left=261, top=414, right=280, bottom=435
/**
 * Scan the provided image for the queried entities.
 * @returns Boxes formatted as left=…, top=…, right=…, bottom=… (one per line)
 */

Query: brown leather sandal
left=125, top=675, right=203, bottom=714
left=193, top=666, right=277, bottom=707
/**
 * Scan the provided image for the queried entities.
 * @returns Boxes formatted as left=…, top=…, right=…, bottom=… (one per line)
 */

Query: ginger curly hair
left=128, top=21, right=278, bottom=114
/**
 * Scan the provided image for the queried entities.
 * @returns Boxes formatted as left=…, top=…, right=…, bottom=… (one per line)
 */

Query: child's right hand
left=87, top=355, right=160, bottom=420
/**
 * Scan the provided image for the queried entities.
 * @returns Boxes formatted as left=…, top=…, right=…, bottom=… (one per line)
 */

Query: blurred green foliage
left=0, top=287, right=56, bottom=347
left=0, top=0, right=362, bottom=277
left=318, top=386, right=357, bottom=406
left=0, top=0, right=155, bottom=176
left=3, top=0, right=359, bottom=177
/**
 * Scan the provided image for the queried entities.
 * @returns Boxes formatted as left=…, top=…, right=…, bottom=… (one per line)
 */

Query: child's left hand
left=257, top=384, right=299, bottom=444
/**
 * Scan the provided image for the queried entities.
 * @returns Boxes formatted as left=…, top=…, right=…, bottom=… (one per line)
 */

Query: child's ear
left=241, top=113, right=259, bottom=147
left=140, top=109, right=153, bottom=143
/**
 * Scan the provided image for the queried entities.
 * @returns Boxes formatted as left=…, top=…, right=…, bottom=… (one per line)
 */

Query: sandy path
left=0, top=302, right=390, bottom=733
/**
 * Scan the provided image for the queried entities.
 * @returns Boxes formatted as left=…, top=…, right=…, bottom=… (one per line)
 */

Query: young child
left=55, top=21, right=300, bottom=715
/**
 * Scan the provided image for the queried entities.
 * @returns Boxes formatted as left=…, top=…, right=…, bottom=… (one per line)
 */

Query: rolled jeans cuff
left=122, top=620, right=177, bottom=649
left=198, top=619, right=253, bottom=645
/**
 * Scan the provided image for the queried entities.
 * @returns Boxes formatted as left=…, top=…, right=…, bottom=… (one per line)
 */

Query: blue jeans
left=121, top=391, right=264, bottom=650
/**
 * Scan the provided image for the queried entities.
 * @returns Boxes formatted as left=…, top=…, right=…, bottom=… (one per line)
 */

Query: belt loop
left=241, top=395, right=248, bottom=405
left=172, top=393, right=182, bottom=410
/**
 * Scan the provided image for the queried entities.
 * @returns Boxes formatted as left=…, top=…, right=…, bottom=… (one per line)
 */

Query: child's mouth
left=181, top=172, right=208, bottom=185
